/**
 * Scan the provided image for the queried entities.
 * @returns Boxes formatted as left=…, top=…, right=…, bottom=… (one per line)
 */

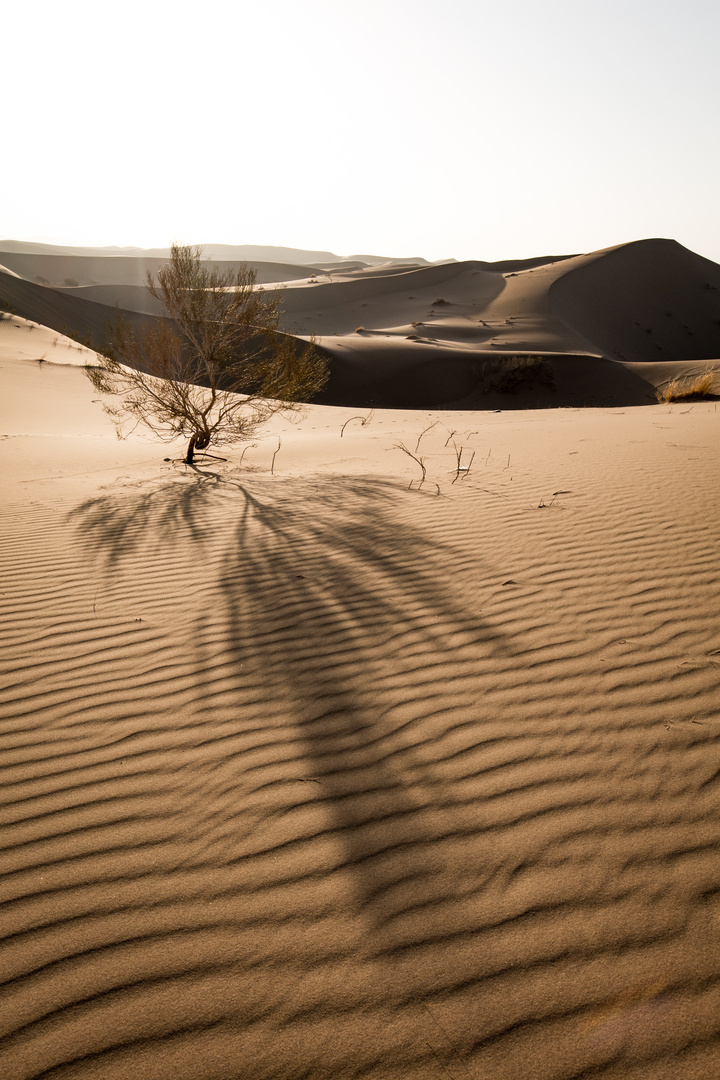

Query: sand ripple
left=1, top=430, right=720, bottom=1078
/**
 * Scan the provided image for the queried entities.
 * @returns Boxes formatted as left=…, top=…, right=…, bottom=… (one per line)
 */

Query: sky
left=4, top=0, right=720, bottom=263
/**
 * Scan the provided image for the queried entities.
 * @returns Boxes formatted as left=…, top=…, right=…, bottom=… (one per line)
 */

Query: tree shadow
left=70, top=468, right=514, bottom=943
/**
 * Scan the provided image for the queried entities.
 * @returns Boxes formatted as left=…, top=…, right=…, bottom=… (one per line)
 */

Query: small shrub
left=473, top=354, right=555, bottom=393
left=85, top=243, right=327, bottom=465
left=433, top=298, right=448, bottom=305
left=657, top=369, right=719, bottom=402
left=355, top=326, right=366, bottom=333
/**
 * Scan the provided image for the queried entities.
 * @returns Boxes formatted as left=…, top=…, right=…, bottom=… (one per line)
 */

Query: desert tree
left=85, top=243, right=328, bottom=464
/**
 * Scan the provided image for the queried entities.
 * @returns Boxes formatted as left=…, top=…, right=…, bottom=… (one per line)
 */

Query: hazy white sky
left=5, top=0, right=719, bottom=263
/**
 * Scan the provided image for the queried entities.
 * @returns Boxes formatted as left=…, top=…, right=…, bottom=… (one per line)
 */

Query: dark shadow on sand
left=70, top=467, right=513, bottom=934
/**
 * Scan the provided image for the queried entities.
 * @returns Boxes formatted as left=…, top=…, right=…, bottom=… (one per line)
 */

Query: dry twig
left=271, top=436, right=282, bottom=475
left=340, top=408, right=375, bottom=436
left=415, top=421, right=438, bottom=454
left=394, top=442, right=427, bottom=489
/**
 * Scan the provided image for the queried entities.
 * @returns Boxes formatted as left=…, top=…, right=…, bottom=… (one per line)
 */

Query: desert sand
left=1, top=240, right=720, bottom=1079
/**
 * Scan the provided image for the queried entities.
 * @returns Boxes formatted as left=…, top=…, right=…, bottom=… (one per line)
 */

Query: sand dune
left=549, top=239, right=720, bottom=363
left=2, top=238, right=719, bottom=410
left=0, top=252, right=328, bottom=289
left=1, top=256, right=720, bottom=1079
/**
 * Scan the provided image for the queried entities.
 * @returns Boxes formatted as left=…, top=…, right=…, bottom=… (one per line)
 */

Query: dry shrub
left=657, top=369, right=719, bottom=402
left=85, top=244, right=328, bottom=464
left=473, top=354, right=555, bottom=393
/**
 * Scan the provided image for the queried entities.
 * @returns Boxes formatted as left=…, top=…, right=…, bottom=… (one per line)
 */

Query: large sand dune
left=2, top=239, right=719, bottom=409
left=1, top=244, right=720, bottom=1078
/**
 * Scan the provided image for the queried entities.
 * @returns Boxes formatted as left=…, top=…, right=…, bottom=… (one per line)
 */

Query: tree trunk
left=185, top=431, right=210, bottom=464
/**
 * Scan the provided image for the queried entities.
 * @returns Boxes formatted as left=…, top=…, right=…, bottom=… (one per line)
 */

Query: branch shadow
left=70, top=469, right=514, bottom=942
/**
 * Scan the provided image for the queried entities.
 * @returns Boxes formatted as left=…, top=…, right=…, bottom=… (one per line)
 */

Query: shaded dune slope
left=549, top=239, right=720, bottom=363
left=0, top=277, right=329, bottom=388
left=0, top=274, right=169, bottom=354
left=321, top=342, right=658, bottom=410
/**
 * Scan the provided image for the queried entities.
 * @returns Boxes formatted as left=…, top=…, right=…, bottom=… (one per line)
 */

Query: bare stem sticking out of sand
left=271, top=437, right=282, bottom=475
left=394, top=442, right=427, bottom=489
left=451, top=443, right=476, bottom=483
left=415, top=421, right=438, bottom=454
left=537, top=489, right=571, bottom=508
left=340, top=408, right=375, bottom=437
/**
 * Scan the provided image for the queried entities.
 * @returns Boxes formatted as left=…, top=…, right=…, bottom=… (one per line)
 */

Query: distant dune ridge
left=2, top=237, right=719, bottom=408
left=1, top=236, right=720, bottom=1079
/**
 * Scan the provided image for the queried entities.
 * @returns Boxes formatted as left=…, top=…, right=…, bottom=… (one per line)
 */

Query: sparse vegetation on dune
left=393, top=441, right=427, bottom=489
left=85, top=244, right=328, bottom=464
left=340, top=409, right=374, bottom=437
left=473, top=354, right=555, bottom=393
left=657, top=369, right=719, bottom=402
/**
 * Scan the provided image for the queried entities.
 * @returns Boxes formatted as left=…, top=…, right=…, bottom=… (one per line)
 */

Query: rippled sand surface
left=1, top=327, right=720, bottom=1078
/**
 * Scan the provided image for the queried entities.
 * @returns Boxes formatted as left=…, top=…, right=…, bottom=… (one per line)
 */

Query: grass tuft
left=657, top=369, right=719, bottom=402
